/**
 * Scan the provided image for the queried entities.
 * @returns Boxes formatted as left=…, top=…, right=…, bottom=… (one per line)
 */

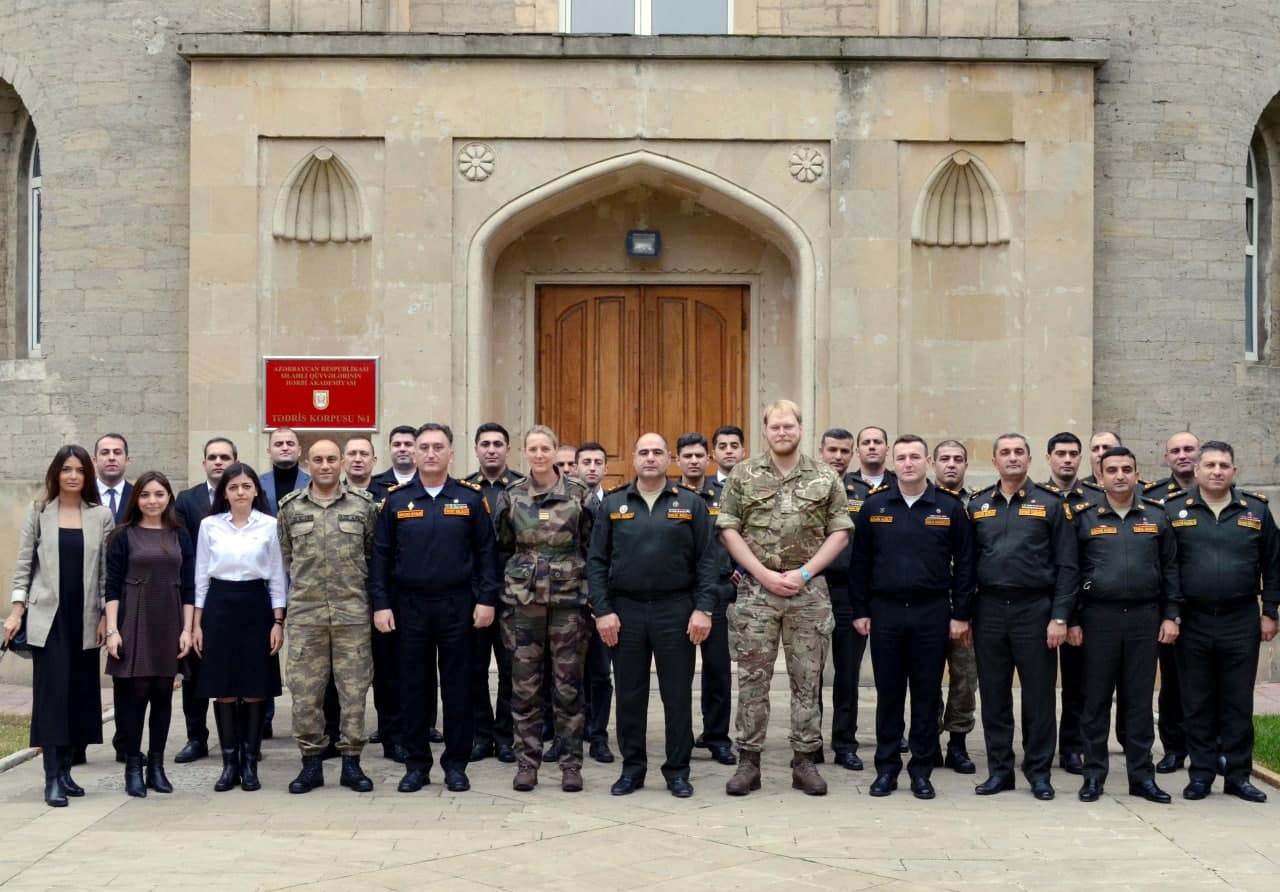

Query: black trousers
left=1080, top=601, right=1159, bottom=784
left=398, top=594, right=474, bottom=774
left=612, top=595, right=696, bottom=782
left=1156, top=642, right=1184, bottom=754
left=1057, top=641, right=1085, bottom=753
left=698, top=599, right=733, bottom=747
left=181, top=652, right=210, bottom=745
left=584, top=626, right=613, bottom=745
left=1177, top=598, right=1261, bottom=785
left=113, top=676, right=175, bottom=755
left=371, top=622, right=401, bottom=741
left=472, top=621, right=514, bottom=746
left=826, top=605, right=866, bottom=754
left=974, top=594, right=1057, bottom=782
left=869, top=597, right=949, bottom=779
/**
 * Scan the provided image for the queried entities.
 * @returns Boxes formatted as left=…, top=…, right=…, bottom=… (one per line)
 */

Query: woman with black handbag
left=4, top=445, right=114, bottom=807
left=104, top=470, right=196, bottom=797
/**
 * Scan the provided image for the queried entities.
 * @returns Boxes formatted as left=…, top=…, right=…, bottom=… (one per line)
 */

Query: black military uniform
left=1072, top=494, right=1181, bottom=794
left=850, top=481, right=975, bottom=791
left=818, top=473, right=871, bottom=768
left=968, top=481, right=1078, bottom=794
left=1166, top=486, right=1280, bottom=797
left=463, top=467, right=525, bottom=762
left=690, top=478, right=736, bottom=763
left=369, top=476, right=501, bottom=785
left=581, top=486, right=615, bottom=763
left=587, top=482, right=719, bottom=790
left=1041, top=479, right=1090, bottom=770
left=1142, top=476, right=1189, bottom=766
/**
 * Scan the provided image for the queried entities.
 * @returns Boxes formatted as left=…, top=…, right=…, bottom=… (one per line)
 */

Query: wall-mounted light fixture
left=626, top=229, right=661, bottom=258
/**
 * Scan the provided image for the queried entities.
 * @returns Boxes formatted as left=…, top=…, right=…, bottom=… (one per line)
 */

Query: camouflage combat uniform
left=278, top=485, right=378, bottom=757
left=497, top=472, right=593, bottom=771
left=717, top=453, right=851, bottom=753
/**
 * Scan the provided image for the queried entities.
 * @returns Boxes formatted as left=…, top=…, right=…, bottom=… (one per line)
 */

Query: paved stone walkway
left=0, top=682, right=1277, bottom=891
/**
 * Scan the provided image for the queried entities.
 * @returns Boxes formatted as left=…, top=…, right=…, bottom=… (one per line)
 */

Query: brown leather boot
left=513, top=764, right=538, bottom=792
left=725, top=750, right=761, bottom=796
left=561, top=766, right=583, bottom=792
left=791, top=751, right=828, bottom=796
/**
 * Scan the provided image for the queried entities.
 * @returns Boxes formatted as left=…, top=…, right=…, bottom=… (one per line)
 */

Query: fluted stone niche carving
left=911, top=150, right=1010, bottom=247
left=272, top=147, right=372, bottom=243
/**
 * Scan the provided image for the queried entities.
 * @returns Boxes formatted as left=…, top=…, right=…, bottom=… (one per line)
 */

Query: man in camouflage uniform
left=278, top=439, right=380, bottom=794
left=717, top=400, right=852, bottom=796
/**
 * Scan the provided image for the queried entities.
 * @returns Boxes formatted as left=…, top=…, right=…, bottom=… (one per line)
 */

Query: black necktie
left=108, top=488, right=118, bottom=516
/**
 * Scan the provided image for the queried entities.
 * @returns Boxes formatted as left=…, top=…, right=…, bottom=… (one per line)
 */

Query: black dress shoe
left=1078, top=778, right=1103, bottom=802
left=470, top=741, right=495, bottom=762
left=174, top=739, right=209, bottom=763
left=496, top=743, right=517, bottom=763
left=1182, top=779, right=1212, bottom=800
left=1059, top=752, right=1084, bottom=775
left=708, top=743, right=737, bottom=766
left=868, top=773, right=898, bottom=797
left=1224, top=780, right=1268, bottom=803
left=610, top=775, right=645, bottom=796
left=944, top=741, right=976, bottom=774
left=428, top=727, right=444, bottom=743
left=544, top=738, right=564, bottom=762
left=834, top=751, right=864, bottom=771
left=1031, top=779, right=1055, bottom=801
left=1155, top=752, right=1185, bottom=774
left=910, top=776, right=936, bottom=800
left=1129, top=779, right=1172, bottom=803
left=589, top=740, right=615, bottom=763
left=444, top=769, right=471, bottom=792
left=974, top=775, right=1015, bottom=796
left=397, top=768, right=430, bottom=793
left=667, top=777, right=694, bottom=798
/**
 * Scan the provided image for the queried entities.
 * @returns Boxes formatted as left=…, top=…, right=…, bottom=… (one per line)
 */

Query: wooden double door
left=536, top=284, right=747, bottom=487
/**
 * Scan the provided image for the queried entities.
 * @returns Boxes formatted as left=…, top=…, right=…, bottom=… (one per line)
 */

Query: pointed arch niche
left=272, top=147, right=371, bottom=243
left=911, top=150, right=1010, bottom=248
left=461, top=150, right=817, bottom=445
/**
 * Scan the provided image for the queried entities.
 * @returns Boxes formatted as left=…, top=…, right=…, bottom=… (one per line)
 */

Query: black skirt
left=197, top=578, right=282, bottom=699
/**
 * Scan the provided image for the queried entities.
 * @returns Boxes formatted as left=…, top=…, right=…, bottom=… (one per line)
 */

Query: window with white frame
left=563, top=0, right=730, bottom=35
left=1246, top=145, right=1259, bottom=360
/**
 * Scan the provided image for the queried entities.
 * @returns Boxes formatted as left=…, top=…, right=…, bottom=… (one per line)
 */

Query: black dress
left=29, top=529, right=104, bottom=748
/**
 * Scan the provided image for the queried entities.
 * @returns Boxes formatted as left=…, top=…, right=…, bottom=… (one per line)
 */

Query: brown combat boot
left=513, top=764, right=538, bottom=792
left=791, top=751, right=828, bottom=796
left=725, top=750, right=762, bottom=796
left=561, top=766, right=584, bottom=792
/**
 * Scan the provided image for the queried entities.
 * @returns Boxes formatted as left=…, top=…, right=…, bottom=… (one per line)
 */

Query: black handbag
left=2, top=609, right=31, bottom=657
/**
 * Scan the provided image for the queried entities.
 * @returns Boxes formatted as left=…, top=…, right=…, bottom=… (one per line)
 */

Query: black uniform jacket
left=968, top=480, right=1079, bottom=621
left=464, top=467, right=526, bottom=524
left=587, top=482, right=718, bottom=617
left=850, top=481, right=976, bottom=622
left=1071, top=494, right=1182, bottom=621
left=369, top=476, right=501, bottom=610
left=1164, top=485, right=1280, bottom=618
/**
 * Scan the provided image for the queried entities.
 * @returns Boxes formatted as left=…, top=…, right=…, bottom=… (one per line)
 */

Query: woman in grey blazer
left=4, top=445, right=114, bottom=807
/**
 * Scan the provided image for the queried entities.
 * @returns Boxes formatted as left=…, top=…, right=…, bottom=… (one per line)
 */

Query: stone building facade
left=0, top=0, right=1277, bottom=676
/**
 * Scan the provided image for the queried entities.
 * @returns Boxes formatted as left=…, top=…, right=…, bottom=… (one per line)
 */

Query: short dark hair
left=1099, top=446, right=1135, bottom=467
left=204, top=437, right=237, bottom=460
left=1199, top=440, right=1235, bottom=462
left=576, top=441, right=607, bottom=460
left=821, top=428, right=854, bottom=445
left=474, top=422, right=510, bottom=446
left=1091, top=430, right=1123, bottom=446
left=857, top=426, right=889, bottom=444
left=388, top=425, right=416, bottom=442
left=712, top=425, right=744, bottom=447
left=94, top=433, right=129, bottom=456
left=992, top=433, right=1029, bottom=456
left=343, top=435, right=374, bottom=453
left=211, top=462, right=272, bottom=515
left=892, top=434, right=928, bottom=454
left=1047, top=431, right=1081, bottom=453
left=270, top=427, right=298, bottom=440
left=43, top=445, right=101, bottom=506
left=933, top=439, right=968, bottom=460
left=676, top=432, right=709, bottom=453
left=416, top=422, right=453, bottom=445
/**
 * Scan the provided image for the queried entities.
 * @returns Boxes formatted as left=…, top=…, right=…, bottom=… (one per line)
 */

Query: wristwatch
left=699, top=609, right=713, bottom=618
left=1052, top=619, right=1067, bottom=626
left=799, top=567, right=812, bottom=583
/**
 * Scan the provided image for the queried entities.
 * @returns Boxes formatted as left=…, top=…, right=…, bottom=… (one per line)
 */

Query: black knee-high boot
left=58, top=746, right=85, bottom=797
left=42, top=749, right=68, bottom=807
left=212, top=701, right=241, bottom=792
left=239, top=700, right=265, bottom=792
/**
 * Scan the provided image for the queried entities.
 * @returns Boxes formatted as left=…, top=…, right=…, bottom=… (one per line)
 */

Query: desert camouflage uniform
left=278, top=485, right=378, bottom=757
left=497, top=472, right=593, bottom=770
left=717, top=453, right=851, bottom=753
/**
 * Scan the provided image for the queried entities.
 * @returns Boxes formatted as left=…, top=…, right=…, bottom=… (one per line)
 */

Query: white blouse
left=194, top=510, right=288, bottom=609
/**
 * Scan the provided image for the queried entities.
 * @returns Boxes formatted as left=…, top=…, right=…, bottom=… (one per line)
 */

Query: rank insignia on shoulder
left=459, top=479, right=482, bottom=491
left=1042, top=482, right=1061, bottom=493
left=869, top=484, right=890, bottom=495
left=1244, top=490, right=1269, bottom=503
left=936, top=485, right=960, bottom=497
left=607, top=482, right=629, bottom=495
left=1074, top=502, right=1091, bottom=512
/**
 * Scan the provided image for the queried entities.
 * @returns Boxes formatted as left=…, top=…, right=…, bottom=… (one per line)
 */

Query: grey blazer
left=9, top=498, right=114, bottom=649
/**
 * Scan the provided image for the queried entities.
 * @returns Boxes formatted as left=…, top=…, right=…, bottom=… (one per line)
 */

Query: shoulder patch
left=278, top=489, right=305, bottom=508
left=1243, top=489, right=1269, bottom=503
left=458, top=478, right=482, bottom=492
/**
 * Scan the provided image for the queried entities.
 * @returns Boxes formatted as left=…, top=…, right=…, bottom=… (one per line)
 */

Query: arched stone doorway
left=462, top=150, right=816, bottom=460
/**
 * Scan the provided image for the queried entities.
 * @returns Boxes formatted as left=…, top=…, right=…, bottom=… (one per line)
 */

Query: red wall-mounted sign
left=263, top=357, right=378, bottom=431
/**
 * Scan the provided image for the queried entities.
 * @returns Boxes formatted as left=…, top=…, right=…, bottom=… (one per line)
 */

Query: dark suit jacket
left=175, top=481, right=214, bottom=545
left=101, top=481, right=133, bottom=524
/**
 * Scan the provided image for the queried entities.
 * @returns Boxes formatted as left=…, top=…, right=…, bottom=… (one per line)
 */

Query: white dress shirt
left=98, top=480, right=124, bottom=514
left=194, top=510, right=288, bottom=609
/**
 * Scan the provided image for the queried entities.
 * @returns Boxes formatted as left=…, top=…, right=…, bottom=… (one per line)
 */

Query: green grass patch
left=0, top=713, right=31, bottom=759
left=1255, top=715, right=1280, bottom=774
